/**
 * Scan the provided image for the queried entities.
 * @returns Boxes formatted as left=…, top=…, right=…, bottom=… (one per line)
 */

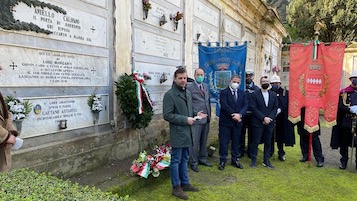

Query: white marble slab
left=80, top=0, right=107, bottom=8
left=19, top=95, right=109, bottom=138
left=12, top=1, right=107, bottom=47
left=193, top=0, right=219, bottom=28
left=0, top=45, right=108, bottom=87
left=224, top=18, right=242, bottom=39
left=134, top=29, right=181, bottom=60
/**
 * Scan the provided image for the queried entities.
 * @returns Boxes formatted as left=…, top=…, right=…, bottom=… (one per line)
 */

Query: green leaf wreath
left=115, top=73, right=153, bottom=129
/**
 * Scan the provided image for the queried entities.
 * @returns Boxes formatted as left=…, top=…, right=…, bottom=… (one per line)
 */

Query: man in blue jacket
left=218, top=74, right=248, bottom=170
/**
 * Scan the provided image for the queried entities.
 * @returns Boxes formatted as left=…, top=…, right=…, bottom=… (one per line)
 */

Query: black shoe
left=316, top=162, right=324, bottom=168
left=190, top=165, right=199, bottom=172
left=199, top=161, right=213, bottom=167
left=250, top=161, right=257, bottom=168
left=278, top=155, right=285, bottom=161
left=231, top=161, right=244, bottom=169
left=299, top=157, right=308, bottom=162
left=218, top=162, right=225, bottom=170
left=262, top=161, right=275, bottom=170
left=339, top=163, right=347, bottom=169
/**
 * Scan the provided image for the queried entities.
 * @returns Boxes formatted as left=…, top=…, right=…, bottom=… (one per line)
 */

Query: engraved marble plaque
left=12, top=1, right=107, bottom=47
left=134, top=29, right=181, bottom=60
left=0, top=45, right=108, bottom=87
left=20, top=95, right=109, bottom=138
left=193, top=0, right=219, bottom=28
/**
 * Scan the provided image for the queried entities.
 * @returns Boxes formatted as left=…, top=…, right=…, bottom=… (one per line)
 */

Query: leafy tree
left=287, top=0, right=357, bottom=43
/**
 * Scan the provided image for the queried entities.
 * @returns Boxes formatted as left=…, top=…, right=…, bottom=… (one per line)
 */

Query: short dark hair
left=260, top=76, right=268, bottom=82
left=231, top=74, right=241, bottom=80
left=174, top=68, right=187, bottom=78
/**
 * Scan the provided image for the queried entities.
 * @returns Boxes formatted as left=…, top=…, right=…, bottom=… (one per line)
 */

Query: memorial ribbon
left=133, top=72, right=153, bottom=114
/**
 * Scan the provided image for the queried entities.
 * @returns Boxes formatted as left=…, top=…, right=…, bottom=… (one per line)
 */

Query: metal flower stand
left=92, top=111, right=100, bottom=134
left=13, top=119, right=23, bottom=135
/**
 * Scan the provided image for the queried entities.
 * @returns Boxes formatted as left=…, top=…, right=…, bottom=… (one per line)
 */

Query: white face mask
left=231, top=82, right=239, bottom=90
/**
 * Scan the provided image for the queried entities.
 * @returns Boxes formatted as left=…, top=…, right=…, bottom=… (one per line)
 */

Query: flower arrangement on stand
left=272, top=66, right=281, bottom=74
left=130, top=144, right=171, bottom=178
left=88, top=93, right=103, bottom=133
left=5, top=96, right=33, bottom=134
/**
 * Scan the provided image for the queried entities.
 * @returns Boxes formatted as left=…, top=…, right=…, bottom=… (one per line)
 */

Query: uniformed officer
left=269, top=74, right=295, bottom=161
left=331, top=70, right=357, bottom=169
left=238, top=69, right=260, bottom=158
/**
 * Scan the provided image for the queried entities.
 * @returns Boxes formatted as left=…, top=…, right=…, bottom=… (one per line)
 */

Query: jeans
left=170, top=147, right=190, bottom=188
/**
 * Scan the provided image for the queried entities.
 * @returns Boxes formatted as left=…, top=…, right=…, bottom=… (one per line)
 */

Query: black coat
left=330, top=91, right=357, bottom=149
left=250, top=89, right=278, bottom=128
left=273, top=87, right=295, bottom=146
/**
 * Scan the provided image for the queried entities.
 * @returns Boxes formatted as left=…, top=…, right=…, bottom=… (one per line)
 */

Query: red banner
left=288, top=42, right=345, bottom=132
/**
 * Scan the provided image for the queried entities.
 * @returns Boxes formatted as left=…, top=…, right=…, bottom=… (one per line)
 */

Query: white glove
left=350, top=105, right=357, bottom=114
left=276, top=108, right=281, bottom=115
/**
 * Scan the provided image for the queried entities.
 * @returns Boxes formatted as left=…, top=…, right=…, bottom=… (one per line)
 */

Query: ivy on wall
left=0, top=0, right=66, bottom=34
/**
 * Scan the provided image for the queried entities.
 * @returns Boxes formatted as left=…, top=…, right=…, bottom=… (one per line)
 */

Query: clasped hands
left=263, top=117, right=273, bottom=125
left=231, top=113, right=242, bottom=122
left=350, top=105, right=357, bottom=115
left=187, top=111, right=208, bottom=125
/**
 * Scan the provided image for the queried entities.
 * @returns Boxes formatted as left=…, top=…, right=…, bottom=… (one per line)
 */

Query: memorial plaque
left=12, top=1, right=107, bottom=47
left=134, top=29, right=181, bottom=60
left=81, top=0, right=107, bottom=8
left=0, top=45, right=108, bottom=87
left=193, top=22, right=219, bottom=43
left=134, top=62, right=177, bottom=114
left=133, top=1, right=182, bottom=32
left=193, top=0, right=219, bottom=27
left=20, top=95, right=109, bottom=138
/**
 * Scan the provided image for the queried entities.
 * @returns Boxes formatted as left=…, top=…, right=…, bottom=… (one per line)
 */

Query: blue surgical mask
left=271, top=85, right=279, bottom=91
left=352, top=79, right=357, bottom=85
left=196, top=76, right=204, bottom=83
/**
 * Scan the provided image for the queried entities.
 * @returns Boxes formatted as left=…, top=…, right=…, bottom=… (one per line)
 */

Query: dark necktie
left=200, top=85, right=204, bottom=96
left=233, top=90, right=237, bottom=101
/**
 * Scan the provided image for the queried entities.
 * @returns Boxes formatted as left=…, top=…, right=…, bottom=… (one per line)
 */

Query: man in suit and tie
left=218, top=74, right=248, bottom=170
left=187, top=68, right=212, bottom=172
left=250, top=76, right=278, bottom=169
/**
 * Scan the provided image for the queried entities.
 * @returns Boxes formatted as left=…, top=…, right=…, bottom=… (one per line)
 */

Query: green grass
left=128, top=136, right=357, bottom=201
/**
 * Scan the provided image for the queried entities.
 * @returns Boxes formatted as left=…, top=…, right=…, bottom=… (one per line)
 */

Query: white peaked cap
left=246, top=69, right=254, bottom=75
left=350, top=70, right=357, bottom=79
left=270, top=74, right=281, bottom=83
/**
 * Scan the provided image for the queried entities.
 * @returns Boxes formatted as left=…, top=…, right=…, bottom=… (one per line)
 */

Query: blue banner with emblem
left=198, top=42, right=247, bottom=117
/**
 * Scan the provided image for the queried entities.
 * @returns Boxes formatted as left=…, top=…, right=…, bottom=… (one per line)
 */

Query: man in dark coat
left=163, top=67, right=207, bottom=200
left=218, top=74, right=248, bottom=170
left=238, top=69, right=260, bottom=158
left=331, top=70, right=357, bottom=169
left=250, top=76, right=278, bottom=169
left=269, top=74, right=295, bottom=161
left=298, top=107, right=324, bottom=167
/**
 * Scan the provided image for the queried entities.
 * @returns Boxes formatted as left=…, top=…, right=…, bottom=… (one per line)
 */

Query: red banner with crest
left=288, top=42, right=345, bottom=132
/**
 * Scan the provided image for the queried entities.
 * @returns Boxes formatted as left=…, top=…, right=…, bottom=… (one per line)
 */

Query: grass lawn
left=129, top=127, right=357, bottom=201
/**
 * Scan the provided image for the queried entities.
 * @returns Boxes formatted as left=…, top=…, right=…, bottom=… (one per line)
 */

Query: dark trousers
left=300, top=134, right=324, bottom=163
left=251, top=125, right=274, bottom=163
left=190, top=123, right=210, bottom=166
left=239, top=114, right=253, bottom=156
left=219, top=125, right=242, bottom=163
left=270, top=132, right=285, bottom=157
left=339, top=126, right=356, bottom=165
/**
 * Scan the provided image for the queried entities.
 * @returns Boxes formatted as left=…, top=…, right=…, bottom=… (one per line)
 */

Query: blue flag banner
left=198, top=42, right=247, bottom=117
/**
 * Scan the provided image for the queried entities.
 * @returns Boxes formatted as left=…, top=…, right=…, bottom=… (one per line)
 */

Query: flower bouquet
left=142, top=0, right=152, bottom=10
left=87, top=93, right=103, bottom=112
left=130, top=144, right=171, bottom=178
left=5, top=96, right=32, bottom=120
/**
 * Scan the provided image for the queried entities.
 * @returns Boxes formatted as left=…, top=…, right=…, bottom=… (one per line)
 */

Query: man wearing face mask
left=238, top=69, right=260, bottom=158
left=269, top=74, right=295, bottom=161
left=250, top=76, right=278, bottom=169
left=187, top=68, right=212, bottom=172
left=218, top=74, right=248, bottom=170
left=331, top=70, right=357, bottom=169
